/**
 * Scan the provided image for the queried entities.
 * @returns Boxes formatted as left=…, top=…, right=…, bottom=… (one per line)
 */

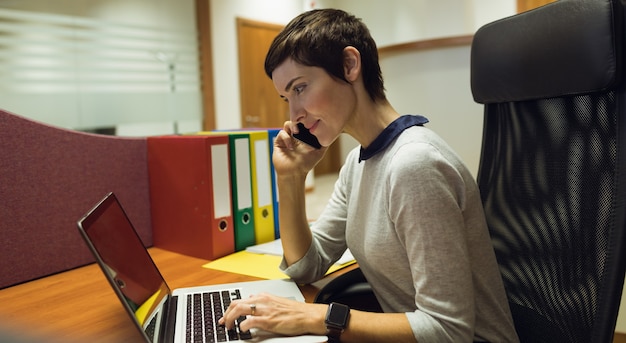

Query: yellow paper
left=202, top=251, right=355, bottom=280
left=134, top=289, right=162, bottom=326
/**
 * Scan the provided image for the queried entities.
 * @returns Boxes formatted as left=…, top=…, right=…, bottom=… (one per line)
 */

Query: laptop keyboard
left=145, top=315, right=157, bottom=341
left=185, top=289, right=252, bottom=342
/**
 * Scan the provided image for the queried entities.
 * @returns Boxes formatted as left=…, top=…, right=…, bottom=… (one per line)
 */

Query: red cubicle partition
left=0, top=109, right=152, bottom=289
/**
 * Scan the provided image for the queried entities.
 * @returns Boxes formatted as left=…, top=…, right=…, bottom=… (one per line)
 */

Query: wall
left=0, top=0, right=202, bottom=135
left=323, top=0, right=515, bottom=46
left=378, top=46, right=482, bottom=175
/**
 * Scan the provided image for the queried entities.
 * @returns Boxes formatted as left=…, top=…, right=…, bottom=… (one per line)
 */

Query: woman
left=220, top=8, right=519, bottom=343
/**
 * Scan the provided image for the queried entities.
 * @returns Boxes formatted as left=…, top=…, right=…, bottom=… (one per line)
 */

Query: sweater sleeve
left=279, top=149, right=359, bottom=284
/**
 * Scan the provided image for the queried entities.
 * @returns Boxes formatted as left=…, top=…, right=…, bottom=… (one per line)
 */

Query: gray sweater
left=282, top=119, right=519, bottom=342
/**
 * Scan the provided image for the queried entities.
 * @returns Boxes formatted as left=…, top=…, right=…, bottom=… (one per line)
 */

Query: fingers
left=249, top=303, right=256, bottom=316
left=221, top=293, right=275, bottom=330
left=220, top=293, right=292, bottom=332
left=237, top=311, right=263, bottom=332
left=275, top=127, right=296, bottom=151
left=219, top=298, right=256, bottom=329
left=273, top=121, right=328, bottom=178
left=284, top=120, right=299, bottom=135
left=277, top=125, right=319, bottom=152
left=276, top=121, right=311, bottom=152
left=220, top=294, right=326, bottom=336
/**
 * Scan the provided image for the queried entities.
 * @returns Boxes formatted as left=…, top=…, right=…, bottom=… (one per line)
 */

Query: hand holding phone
left=293, top=122, right=322, bottom=149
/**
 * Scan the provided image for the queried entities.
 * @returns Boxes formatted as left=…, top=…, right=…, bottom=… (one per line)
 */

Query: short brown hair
left=264, top=9, right=386, bottom=101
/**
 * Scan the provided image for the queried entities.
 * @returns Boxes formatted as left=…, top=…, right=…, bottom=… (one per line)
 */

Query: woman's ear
left=343, top=46, right=361, bottom=82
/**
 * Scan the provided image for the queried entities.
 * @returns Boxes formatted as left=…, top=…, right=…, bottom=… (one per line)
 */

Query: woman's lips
left=308, top=120, right=320, bottom=134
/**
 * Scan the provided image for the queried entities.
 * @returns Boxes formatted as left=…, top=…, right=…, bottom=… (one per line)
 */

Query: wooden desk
left=0, top=248, right=354, bottom=343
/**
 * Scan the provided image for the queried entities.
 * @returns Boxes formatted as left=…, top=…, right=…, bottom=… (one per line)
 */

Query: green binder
left=198, top=132, right=255, bottom=251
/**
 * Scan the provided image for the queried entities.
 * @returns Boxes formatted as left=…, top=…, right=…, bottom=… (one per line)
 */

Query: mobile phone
left=293, top=122, right=322, bottom=149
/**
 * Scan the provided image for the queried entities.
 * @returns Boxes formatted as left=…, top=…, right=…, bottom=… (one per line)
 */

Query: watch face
left=326, top=303, right=350, bottom=326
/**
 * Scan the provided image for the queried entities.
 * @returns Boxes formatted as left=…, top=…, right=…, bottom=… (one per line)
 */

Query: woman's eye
left=294, top=85, right=305, bottom=94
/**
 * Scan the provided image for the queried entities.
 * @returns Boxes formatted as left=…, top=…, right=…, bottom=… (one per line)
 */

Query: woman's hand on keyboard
left=218, top=292, right=328, bottom=336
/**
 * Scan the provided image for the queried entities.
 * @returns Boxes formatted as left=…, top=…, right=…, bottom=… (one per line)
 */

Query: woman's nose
left=289, top=101, right=305, bottom=122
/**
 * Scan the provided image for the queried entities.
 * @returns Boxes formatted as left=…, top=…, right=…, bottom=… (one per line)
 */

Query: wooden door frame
left=195, top=0, right=216, bottom=131
left=517, top=0, right=555, bottom=13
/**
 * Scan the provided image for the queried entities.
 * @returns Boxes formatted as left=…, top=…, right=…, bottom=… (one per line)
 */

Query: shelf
left=378, top=34, right=473, bottom=54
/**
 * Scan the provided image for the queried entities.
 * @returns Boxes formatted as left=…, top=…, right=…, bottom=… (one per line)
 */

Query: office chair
left=471, top=0, right=626, bottom=342
left=314, top=267, right=382, bottom=313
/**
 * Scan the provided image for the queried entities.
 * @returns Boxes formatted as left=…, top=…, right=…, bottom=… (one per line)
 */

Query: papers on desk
left=202, top=239, right=355, bottom=280
left=245, top=239, right=355, bottom=266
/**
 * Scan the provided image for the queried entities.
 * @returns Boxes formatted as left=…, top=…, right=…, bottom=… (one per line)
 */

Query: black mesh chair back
left=471, top=1, right=626, bottom=342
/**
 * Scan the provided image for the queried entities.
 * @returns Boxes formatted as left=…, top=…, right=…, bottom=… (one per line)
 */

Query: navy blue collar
left=359, top=114, right=429, bottom=162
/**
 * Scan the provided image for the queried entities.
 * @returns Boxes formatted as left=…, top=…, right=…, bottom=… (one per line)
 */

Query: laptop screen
left=78, top=193, right=170, bottom=342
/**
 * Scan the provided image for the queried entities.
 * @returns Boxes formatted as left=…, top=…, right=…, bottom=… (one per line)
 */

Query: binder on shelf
left=147, top=135, right=234, bottom=260
left=231, top=128, right=281, bottom=239
left=246, top=130, right=276, bottom=244
left=196, top=131, right=256, bottom=251
left=200, top=129, right=276, bottom=245
left=265, top=128, right=281, bottom=239
left=224, top=133, right=256, bottom=250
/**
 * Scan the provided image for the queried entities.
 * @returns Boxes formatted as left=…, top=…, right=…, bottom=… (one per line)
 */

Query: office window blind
left=0, top=7, right=202, bottom=132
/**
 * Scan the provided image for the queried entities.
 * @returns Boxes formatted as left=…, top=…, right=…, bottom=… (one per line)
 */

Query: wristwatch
left=325, top=302, right=350, bottom=343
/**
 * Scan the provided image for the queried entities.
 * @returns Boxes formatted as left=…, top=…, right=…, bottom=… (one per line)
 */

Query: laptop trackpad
left=250, top=329, right=327, bottom=342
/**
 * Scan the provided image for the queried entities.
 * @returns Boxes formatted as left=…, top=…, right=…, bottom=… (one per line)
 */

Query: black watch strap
left=325, top=302, right=350, bottom=343
left=326, top=326, right=343, bottom=343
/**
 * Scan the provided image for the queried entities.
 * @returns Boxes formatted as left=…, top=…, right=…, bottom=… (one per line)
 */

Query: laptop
left=77, top=192, right=326, bottom=343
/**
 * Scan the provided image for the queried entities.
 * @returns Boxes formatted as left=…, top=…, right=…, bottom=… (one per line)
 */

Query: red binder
left=147, top=135, right=234, bottom=260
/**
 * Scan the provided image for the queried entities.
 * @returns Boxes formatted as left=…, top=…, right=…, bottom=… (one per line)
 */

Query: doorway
left=236, top=17, right=341, bottom=174
left=237, top=18, right=287, bottom=128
